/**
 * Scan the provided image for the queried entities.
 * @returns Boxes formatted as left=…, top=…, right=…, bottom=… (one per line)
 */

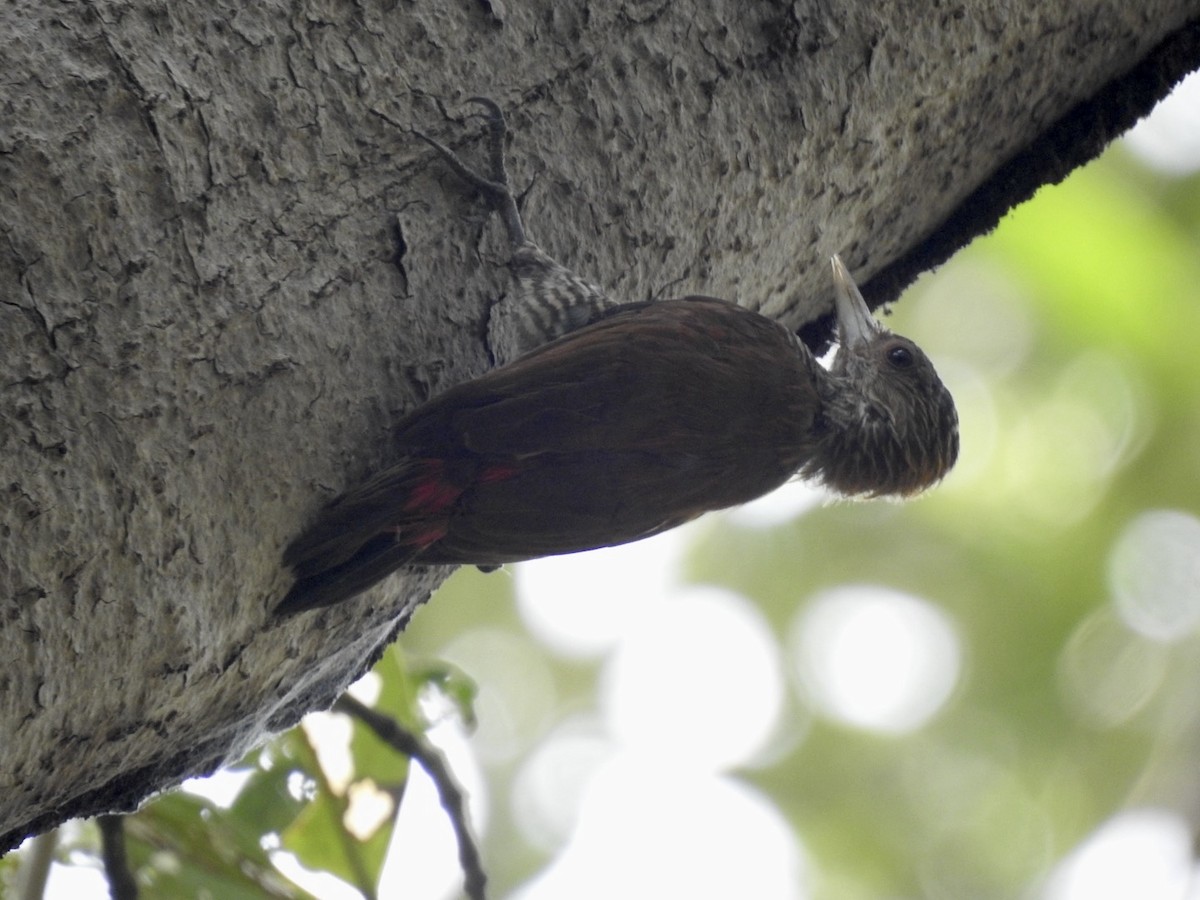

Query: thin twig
left=97, top=815, right=138, bottom=900
left=334, top=694, right=487, bottom=900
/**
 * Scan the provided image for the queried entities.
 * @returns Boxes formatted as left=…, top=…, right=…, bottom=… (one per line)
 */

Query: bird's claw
left=464, top=97, right=511, bottom=195
left=415, top=98, right=528, bottom=247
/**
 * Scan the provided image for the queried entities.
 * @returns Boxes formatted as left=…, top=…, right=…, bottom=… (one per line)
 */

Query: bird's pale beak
left=830, top=254, right=883, bottom=349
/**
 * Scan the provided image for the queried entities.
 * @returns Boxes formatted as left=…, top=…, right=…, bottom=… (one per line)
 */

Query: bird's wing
left=402, top=298, right=823, bottom=562
left=401, top=297, right=820, bottom=460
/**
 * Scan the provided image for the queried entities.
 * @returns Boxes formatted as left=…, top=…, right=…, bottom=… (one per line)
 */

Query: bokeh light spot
left=603, top=586, right=785, bottom=769
left=513, top=755, right=807, bottom=900
left=514, top=529, right=688, bottom=658
left=511, top=717, right=614, bottom=852
left=1108, top=509, right=1200, bottom=642
left=439, top=627, right=558, bottom=762
left=1056, top=608, right=1166, bottom=728
left=790, top=585, right=961, bottom=734
left=906, top=256, right=1037, bottom=378
left=723, top=479, right=825, bottom=529
left=1041, top=808, right=1194, bottom=900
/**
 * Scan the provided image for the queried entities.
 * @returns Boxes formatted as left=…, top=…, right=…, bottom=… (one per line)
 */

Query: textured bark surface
left=2, top=0, right=1199, bottom=851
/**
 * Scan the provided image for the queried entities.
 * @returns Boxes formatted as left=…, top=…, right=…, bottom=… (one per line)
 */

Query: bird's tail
left=277, top=458, right=459, bottom=615
left=277, top=534, right=423, bottom=615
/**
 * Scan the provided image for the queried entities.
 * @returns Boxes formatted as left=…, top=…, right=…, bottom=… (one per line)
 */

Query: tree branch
left=97, top=816, right=138, bottom=900
left=334, top=695, right=487, bottom=900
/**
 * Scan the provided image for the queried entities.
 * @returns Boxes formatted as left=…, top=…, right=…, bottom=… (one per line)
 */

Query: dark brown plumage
left=277, top=101, right=958, bottom=614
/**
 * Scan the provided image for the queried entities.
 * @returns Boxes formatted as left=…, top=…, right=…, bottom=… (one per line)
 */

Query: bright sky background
left=31, top=67, right=1200, bottom=900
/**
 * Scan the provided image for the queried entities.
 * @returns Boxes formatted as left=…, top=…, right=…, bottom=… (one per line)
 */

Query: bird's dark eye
left=887, top=345, right=914, bottom=368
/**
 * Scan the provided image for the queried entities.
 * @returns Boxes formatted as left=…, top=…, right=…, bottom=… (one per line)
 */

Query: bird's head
left=806, top=256, right=959, bottom=498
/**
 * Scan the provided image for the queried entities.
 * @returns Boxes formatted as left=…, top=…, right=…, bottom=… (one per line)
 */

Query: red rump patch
left=408, top=525, right=449, bottom=550
left=479, top=462, right=520, bottom=484
left=403, top=460, right=462, bottom=513
left=400, top=459, right=516, bottom=520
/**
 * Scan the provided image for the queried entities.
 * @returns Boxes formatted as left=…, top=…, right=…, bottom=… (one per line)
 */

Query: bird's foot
left=415, top=98, right=529, bottom=247
left=417, top=97, right=620, bottom=365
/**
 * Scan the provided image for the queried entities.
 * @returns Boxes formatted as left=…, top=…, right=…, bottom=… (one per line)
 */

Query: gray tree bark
left=2, top=0, right=1198, bottom=851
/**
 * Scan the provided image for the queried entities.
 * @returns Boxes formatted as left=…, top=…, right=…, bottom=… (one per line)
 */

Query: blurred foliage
left=11, top=143, right=1200, bottom=899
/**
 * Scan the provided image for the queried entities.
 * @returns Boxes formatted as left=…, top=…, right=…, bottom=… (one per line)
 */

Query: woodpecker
left=278, top=99, right=958, bottom=614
